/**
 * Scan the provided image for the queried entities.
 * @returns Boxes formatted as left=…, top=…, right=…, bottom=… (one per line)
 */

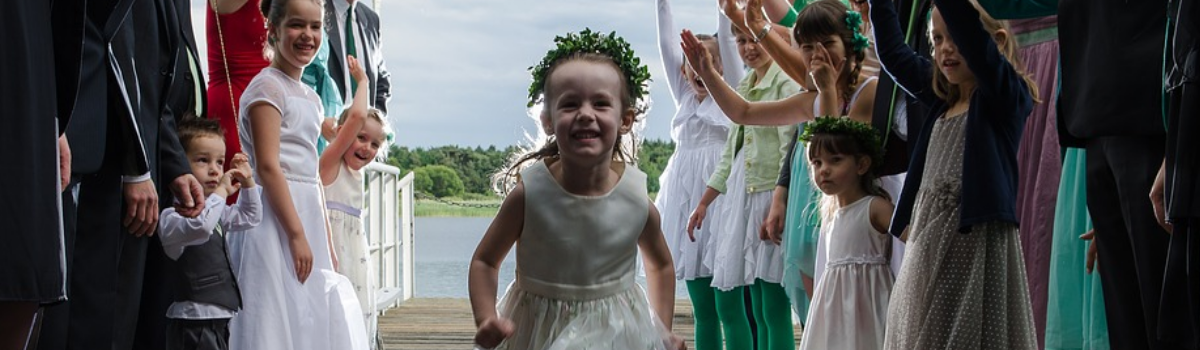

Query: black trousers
left=39, top=169, right=152, bottom=350
left=166, top=318, right=230, bottom=350
left=39, top=170, right=127, bottom=350
left=1086, top=136, right=1189, bottom=349
left=1160, top=218, right=1200, bottom=349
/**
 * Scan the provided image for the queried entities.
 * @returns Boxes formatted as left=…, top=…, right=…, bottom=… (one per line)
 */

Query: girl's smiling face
left=542, top=59, right=633, bottom=163
left=270, top=0, right=323, bottom=73
left=342, top=118, right=387, bottom=171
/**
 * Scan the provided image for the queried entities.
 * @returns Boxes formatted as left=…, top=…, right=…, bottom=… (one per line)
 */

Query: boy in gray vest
left=157, top=117, right=261, bottom=350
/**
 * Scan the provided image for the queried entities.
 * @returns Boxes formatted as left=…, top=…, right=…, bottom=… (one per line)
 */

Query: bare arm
left=248, top=103, right=314, bottom=282
left=870, top=196, right=894, bottom=234
left=746, top=0, right=812, bottom=86
left=469, top=182, right=525, bottom=326
left=638, top=204, right=676, bottom=330
left=682, top=30, right=817, bottom=126
left=320, top=57, right=370, bottom=186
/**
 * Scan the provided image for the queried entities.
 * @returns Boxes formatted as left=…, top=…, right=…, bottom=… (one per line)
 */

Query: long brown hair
left=492, top=53, right=643, bottom=195
left=930, top=1, right=1041, bottom=104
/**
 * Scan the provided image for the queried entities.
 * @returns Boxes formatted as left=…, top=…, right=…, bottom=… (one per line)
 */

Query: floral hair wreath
left=845, top=11, right=871, bottom=55
left=800, top=116, right=884, bottom=173
left=527, top=28, right=652, bottom=114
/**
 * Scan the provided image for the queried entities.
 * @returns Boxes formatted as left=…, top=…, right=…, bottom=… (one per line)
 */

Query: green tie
left=345, top=7, right=358, bottom=95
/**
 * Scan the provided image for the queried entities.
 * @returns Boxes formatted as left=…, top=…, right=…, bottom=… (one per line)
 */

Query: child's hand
left=744, top=0, right=769, bottom=32
left=289, top=236, right=314, bottom=283
left=216, top=170, right=240, bottom=197
left=347, top=56, right=368, bottom=85
left=809, top=43, right=842, bottom=92
left=668, top=333, right=687, bottom=350
left=721, top=0, right=749, bottom=32
left=473, top=317, right=514, bottom=349
left=230, top=153, right=255, bottom=188
left=686, top=204, right=708, bottom=242
left=760, top=205, right=784, bottom=245
left=321, top=117, right=338, bottom=141
left=680, top=30, right=716, bottom=81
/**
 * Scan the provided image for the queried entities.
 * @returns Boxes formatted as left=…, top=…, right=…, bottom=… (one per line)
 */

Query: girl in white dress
left=796, top=117, right=894, bottom=350
left=652, top=0, right=752, bottom=349
left=228, top=0, right=366, bottom=348
left=468, top=29, right=684, bottom=350
left=319, top=56, right=388, bottom=348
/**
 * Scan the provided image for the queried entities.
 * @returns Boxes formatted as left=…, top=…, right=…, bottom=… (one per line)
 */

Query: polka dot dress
left=884, top=113, right=1038, bottom=350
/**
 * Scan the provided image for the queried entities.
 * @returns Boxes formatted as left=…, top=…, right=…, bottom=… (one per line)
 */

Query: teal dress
left=301, top=34, right=345, bottom=154
left=1045, top=148, right=1110, bottom=350
left=781, top=135, right=822, bottom=323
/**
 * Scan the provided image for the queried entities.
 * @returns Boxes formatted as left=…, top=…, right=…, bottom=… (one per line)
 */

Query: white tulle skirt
left=492, top=281, right=674, bottom=350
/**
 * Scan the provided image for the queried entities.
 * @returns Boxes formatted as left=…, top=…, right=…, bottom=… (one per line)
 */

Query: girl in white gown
left=468, top=30, right=684, bottom=350
left=227, top=0, right=366, bottom=348
left=795, top=117, right=894, bottom=350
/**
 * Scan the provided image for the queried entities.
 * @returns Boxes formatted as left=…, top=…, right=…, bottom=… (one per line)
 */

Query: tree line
left=386, top=139, right=677, bottom=198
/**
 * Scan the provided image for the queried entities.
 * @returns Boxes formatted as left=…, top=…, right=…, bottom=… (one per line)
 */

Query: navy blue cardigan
left=869, top=0, right=1033, bottom=236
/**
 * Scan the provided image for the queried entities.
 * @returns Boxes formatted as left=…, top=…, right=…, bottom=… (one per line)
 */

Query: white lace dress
left=228, top=67, right=367, bottom=350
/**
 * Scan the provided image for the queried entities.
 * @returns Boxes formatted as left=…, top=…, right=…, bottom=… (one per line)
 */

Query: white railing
left=363, top=162, right=415, bottom=314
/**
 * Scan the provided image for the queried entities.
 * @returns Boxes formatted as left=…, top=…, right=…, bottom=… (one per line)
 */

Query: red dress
left=207, top=0, right=269, bottom=166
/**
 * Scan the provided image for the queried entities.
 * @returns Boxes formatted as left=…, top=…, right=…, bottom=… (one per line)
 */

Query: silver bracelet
left=753, top=22, right=772, bottom=43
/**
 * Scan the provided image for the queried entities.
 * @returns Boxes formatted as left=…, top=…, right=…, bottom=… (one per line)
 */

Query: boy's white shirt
left=157, top=186, right=263, bottom=319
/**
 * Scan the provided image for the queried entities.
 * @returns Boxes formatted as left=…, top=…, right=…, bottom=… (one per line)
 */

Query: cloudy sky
left=191, top=0, right=719, bottom=148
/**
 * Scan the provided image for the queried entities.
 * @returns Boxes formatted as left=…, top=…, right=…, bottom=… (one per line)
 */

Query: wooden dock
left=379, top=298, right=803, bottom=349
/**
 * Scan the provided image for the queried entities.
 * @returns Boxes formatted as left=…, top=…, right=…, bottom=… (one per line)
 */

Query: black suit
left=0, top=0, right=72, bottom=305
left=124, top=0, right=207, bottom=349
left=325, top=0, right=391, bottom=114
left=1160, top=0, right=1200, bottom=347
left=41, top=0, right=147, bottom=348
left=40, top=0, right=194, bottom=348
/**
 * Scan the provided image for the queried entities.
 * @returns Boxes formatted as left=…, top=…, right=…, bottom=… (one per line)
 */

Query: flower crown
left=799, top=116, right=884, bottom=173
left=527, top=29, right=651, bottom=113
left=845, top=11, right=871, bottom=54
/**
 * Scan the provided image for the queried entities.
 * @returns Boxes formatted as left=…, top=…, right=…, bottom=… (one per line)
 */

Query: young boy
left=158, top=117, right=261, bottom=350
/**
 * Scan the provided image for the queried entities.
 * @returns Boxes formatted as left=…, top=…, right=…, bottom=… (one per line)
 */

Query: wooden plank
left=379, top=298, right=802, bottom=349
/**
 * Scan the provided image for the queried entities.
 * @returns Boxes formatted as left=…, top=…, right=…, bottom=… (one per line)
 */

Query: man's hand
left=123, top=180, right=159, bottom=237
left=1081, top=229, right=1098, bottom=274
left=171, top=174, right=206, bottom=218
left=59, top=135, right=71, bottom=190
left=1151, top=160, right=1173, bottom=234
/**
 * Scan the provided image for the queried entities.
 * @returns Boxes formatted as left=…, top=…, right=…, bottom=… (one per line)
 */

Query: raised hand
left=680, top=30, right=716, bottom=78
left=745, top=0, right=770, bottom=33
left=721, top=0, right=750, bottom=33
left=347, top=55, right=368, bottom=85
left=230, top=153, right=255, bottom=188
left=474, top=317, right=515, bottom=349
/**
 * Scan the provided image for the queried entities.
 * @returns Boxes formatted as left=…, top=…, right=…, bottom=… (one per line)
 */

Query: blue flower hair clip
left=845, top=11, right=871, bottom=54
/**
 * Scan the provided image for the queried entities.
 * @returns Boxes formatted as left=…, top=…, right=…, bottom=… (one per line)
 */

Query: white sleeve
left=222, top=187, right=264, bottom=231
left=657, top=0, right=687, bottom=104
left=717, top=11, right=746, bottom=86
left=158, top=194, right=226, bottom=260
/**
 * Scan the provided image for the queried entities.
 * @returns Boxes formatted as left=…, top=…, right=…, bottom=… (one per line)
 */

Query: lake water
left=411, top=217, right=687, bottom=297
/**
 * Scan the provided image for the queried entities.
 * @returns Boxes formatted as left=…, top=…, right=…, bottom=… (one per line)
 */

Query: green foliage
left=386, top=141, right=675, bottom=198
left=637, top=139, right=676, bottom=194
left=413, top=165, right=466, bottom=198
left=528, top=28, right=652, bottom=114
